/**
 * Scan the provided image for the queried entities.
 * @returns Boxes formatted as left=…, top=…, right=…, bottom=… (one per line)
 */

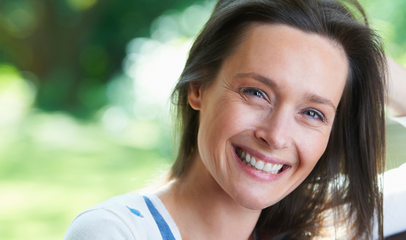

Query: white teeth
left=250, top=157, right=256, bottom=166
left=270, top=164, right=277, bottom=173
left=254, top=160, right=264, bottom=170
left=272, top=164, right=283, bottom=173
left=263, top=163, right=273, bottom=173
left=237, top=148, right=285, bottom=174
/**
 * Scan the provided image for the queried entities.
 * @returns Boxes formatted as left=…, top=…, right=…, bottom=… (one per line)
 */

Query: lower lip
left=232, top=147, right=288, bottom=182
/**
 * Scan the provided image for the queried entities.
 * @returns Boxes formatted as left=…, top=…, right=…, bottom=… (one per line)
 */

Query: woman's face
left=188, top=24, right=348, bottom=209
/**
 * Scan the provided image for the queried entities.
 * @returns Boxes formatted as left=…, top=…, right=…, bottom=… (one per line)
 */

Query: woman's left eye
left=303, top=109, right=326, bottom=122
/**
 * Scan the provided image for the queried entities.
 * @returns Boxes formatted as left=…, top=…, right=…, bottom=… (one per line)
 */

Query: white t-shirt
left=63, top=193, right=182, bottom=240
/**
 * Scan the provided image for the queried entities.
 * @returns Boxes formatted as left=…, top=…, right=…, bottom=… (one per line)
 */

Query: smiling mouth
left=235, top=147, right=289, bottom=174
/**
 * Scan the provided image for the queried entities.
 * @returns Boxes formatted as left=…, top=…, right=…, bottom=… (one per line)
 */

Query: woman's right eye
left=242, top=88, right=265, bottom=99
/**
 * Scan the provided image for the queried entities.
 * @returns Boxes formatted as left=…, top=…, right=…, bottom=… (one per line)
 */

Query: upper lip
left=232, top=143, right=292, bottom=167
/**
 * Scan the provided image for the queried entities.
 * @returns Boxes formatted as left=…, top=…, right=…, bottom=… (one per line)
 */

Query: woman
left=64, top=0, right=387, bottom=239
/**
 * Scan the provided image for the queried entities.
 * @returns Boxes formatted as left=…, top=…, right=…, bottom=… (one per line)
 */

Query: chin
left=230, top=189, right=283, bottom=210
left=238, top=198, right=278, bottom=211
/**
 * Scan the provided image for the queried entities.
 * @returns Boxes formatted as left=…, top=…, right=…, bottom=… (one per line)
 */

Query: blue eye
left=303, top=109, right=325, bottom=122
left=243, top=88, right=264, bottom=98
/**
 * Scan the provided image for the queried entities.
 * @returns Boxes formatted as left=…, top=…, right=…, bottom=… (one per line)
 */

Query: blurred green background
left=0, top=0, right=405, bottom=239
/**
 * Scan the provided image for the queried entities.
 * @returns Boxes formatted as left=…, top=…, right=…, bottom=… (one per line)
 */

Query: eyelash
left=242, top=87, right=266, bottom=99
left=302, top=109, right=326, bottom=122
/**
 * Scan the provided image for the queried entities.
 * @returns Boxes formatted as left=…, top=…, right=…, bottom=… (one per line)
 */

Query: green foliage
left=0, top=0, right=199, bottom=118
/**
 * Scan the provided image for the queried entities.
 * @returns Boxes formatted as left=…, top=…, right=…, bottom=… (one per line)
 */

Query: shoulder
left=63, top=207, right=134, bottom=239
left=63, top=193, right=163, bottom=240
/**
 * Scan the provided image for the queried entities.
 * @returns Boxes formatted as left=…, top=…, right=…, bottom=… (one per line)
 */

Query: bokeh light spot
left=65, top=0, right=98, bottom=11
left=3, top=2, right=38, bottom=38
left=102, top=106, right=129, bottom=133
left=0, top=64, right=36, bottom=127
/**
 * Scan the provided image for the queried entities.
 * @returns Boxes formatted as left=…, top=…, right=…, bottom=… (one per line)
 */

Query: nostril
left=260, top=137, right=268, bottom=145
left=256, top=131, right=290, bottom=150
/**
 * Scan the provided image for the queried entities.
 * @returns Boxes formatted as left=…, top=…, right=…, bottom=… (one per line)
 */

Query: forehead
left=220, top=24, right=349, bottom=106
left=230, top=23, right=347, bottom=71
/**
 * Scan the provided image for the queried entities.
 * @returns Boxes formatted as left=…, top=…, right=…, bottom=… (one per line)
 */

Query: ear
left=188, top=82, right=204, bottom=110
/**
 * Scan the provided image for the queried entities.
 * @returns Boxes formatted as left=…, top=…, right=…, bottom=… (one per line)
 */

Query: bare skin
left=157, top=153, right=259, bottom=240
left=155, top=24, right=348, bottom=240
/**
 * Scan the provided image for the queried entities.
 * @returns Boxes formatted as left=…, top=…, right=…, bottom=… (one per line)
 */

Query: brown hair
left=170, top=0, right=386, bottom=239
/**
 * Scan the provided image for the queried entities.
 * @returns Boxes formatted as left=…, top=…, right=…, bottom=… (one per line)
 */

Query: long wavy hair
left=170, top=0, right=386, bottom=239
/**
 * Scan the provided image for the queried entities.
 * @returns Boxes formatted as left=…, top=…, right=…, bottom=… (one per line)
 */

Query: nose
left=254, top=107, right=292, bottom=150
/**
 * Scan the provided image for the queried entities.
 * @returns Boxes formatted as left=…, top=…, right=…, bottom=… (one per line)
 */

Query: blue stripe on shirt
left=143, top=195, right=176, bottom=240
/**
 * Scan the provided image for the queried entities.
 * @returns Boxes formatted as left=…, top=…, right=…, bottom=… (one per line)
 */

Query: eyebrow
left=233, top=72, right=279, bottom=90
left=304, top=93, right=337, bottom=111
left=233, top=72, right=337, bottom=111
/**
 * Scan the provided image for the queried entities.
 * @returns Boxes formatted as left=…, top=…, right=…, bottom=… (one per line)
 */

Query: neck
left=156, top=153, right=261, bottom=240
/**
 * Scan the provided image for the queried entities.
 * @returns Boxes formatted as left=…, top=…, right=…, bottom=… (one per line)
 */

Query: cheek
left=198, top=101, right=255, bottom=164
left=298, top=131, right=330, bottom=170
left=198, top=103, right=238, bottom=156
left=201, top=100, right=248, bottom=138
